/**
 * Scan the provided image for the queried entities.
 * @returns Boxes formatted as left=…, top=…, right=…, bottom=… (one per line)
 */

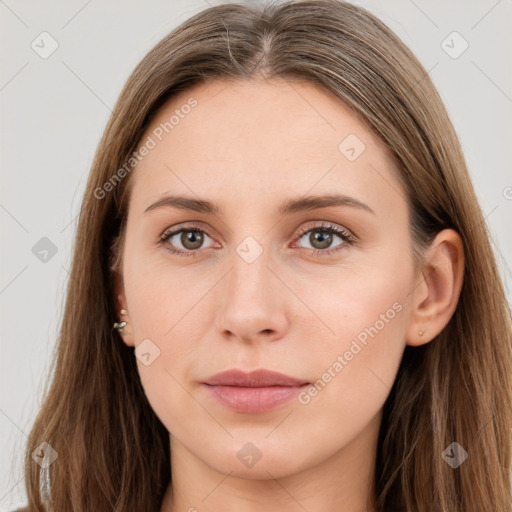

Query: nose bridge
left=228, top=237, right=278, bottom=307
left=224, top=208, right=277, bottom=293
left=231, top=239, right=272, bottom=295
left=215, top=237, right=288, bottom=342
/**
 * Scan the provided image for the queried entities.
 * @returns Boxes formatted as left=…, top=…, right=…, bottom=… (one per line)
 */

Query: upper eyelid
left=295, top=222, right=352, bottom=237
left=160, top=222, right=215, bottom=240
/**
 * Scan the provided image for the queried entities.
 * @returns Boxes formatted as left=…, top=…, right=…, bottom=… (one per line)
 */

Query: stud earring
left=113, top=321, right=127, bottom=335
left=114, top=308, right=128, bottom=335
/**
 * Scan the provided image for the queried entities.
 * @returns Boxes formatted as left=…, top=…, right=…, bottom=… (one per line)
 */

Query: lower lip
left=203, top=384, right=309, bottom=413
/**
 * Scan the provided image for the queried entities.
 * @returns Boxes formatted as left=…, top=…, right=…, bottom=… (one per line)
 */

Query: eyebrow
left=144, top=193, right=375, bottom=216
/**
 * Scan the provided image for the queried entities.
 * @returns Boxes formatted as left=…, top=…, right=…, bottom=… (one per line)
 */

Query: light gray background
left=1, top=0, right=511, bottom=509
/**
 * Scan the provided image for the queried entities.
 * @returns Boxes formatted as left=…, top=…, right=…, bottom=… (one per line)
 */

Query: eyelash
left=158, top=221, right=357, bottom=258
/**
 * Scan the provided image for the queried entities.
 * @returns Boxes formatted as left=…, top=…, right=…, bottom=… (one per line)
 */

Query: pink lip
left=203, top=369, right=310, bottom=413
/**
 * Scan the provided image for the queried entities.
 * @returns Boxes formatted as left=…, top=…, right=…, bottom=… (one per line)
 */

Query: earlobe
left=113, top=275, right=135, bottom=348
left=406, top=229, right=465, bottom=347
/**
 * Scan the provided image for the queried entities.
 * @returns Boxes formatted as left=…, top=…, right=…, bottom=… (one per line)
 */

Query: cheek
left=290, top=285, right=407, bottom=456
left=304, top=291, right=406, bottom=402
left=290, top=259, right=410, bottom=408
left=123, top=246, right=210, bottom=340
left=122, top=259, right=215, bottom=423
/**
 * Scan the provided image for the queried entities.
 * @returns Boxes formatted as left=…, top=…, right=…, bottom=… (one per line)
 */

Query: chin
left=201, top=435, right=320, bottom=480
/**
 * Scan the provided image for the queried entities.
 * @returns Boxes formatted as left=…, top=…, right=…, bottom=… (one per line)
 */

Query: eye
left=159, top=224, right=218, bottom=257
left=292, top=221, right=356, bottom=256
left=158, top=221, right=356, bottom=258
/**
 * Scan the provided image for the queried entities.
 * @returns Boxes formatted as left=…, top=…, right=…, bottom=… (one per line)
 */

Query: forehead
left=128, top=78, right=404, bottom=216
left=142, top=78, right=384, bottom=159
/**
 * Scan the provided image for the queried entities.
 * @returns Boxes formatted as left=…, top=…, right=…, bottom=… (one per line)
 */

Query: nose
left=215, top=248, right=290, bottom=344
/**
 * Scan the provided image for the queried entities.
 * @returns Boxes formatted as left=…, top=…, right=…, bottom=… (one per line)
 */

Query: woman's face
left=117, top=78, right=420, bottom=480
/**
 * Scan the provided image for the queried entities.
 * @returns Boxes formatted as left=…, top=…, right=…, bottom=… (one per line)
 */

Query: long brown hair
left=17, top=1, right=512, bottom=510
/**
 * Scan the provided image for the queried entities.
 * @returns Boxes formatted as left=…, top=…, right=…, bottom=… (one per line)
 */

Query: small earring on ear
left=418, top=330, right=424, bottom=336
left=120, top=309, right=128, bottom=316
left=114, top=321, right=127, bottom=335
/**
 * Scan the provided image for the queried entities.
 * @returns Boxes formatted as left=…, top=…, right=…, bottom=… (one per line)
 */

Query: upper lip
left=203, top=369, right=309, bottom=387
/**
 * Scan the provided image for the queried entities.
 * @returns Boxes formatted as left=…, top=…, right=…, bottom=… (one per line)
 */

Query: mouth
left=202, top=369, right=310, bottom=413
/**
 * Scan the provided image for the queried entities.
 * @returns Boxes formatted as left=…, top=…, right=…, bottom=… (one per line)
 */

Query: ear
left=113, top=270, right=135, bottom=348
left=406, top=229, right=465, bottom=347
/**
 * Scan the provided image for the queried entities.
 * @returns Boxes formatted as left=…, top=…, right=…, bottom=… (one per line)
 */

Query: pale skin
left=113, top=78, right=464, bottom=512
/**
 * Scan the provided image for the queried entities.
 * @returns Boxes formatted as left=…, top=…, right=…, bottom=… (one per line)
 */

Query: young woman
left=16, top=1, right=512, bottom=511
